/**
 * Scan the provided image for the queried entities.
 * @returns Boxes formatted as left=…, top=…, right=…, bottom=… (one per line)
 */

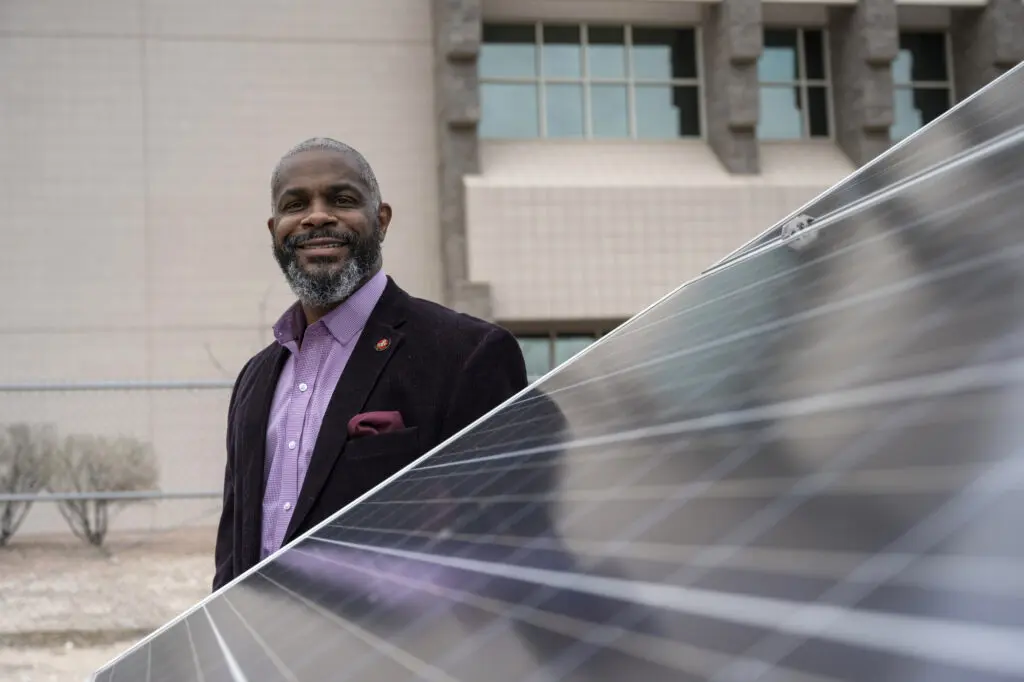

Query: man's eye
left=335, top=196, right=355, bottom=206
left=282, top=202, right=303, bottom=211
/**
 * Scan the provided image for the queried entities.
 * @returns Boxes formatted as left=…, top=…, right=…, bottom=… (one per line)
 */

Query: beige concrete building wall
left=0, top=0, right=442, bottom=534
left=467, top=141, right=852, bottom=320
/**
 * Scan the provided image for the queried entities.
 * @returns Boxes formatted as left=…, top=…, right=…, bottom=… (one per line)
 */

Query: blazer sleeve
left=212, top=357, right=251, bottom=592
left=440, top=327, right=529, bottom=442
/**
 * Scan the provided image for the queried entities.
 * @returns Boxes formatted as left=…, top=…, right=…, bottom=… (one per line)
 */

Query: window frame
left=512, top=326, right=621, bottom=382
left=479, top=22, right=705, bottom=140
left=891, top=30, right=956, bottom=141
left=757, top=27, right=834, bottom=140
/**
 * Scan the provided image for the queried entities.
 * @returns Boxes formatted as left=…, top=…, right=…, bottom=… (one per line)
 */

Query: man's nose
left=302, top=208, right=337, bottom=227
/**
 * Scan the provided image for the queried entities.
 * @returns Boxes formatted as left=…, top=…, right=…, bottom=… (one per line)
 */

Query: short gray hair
left=270, top=137, right=382, bottom=211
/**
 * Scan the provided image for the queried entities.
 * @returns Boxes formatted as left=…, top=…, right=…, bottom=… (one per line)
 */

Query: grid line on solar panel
left=301, top=530, right=1024, bottom=676
left=414, top=352, right=1024, bottom=475
left=258, top=573, right=460, bottom=682
left=707, top=454, right=1024, bottom=681
left=280, top=542, right=841, bottom=682
left=317, top=527, right=1024, bottom=599
left=219, top=595, right=299, bottom=682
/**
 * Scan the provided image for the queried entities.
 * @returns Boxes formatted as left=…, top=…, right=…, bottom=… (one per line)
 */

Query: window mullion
left=582, top=24, right=593, bottom=139
left=537, top=22, right=547, bottom=138
left=548, top=332, right=556, bottom=373
left=626, top=24, right=637, bottom=138
left=822, top=28, right=835, bottom=139
left=797, top=28, right=809, bottom=138
left=695, top=26, right=707, bottom=139
left=944, top=31, right=956, bottom=105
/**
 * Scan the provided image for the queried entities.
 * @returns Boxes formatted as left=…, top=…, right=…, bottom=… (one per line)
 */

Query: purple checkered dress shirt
left=260, top=270, right=388, bottom=558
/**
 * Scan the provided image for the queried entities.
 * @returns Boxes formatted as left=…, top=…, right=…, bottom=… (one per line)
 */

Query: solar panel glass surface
left=94, top=62, right=1024, bottom=682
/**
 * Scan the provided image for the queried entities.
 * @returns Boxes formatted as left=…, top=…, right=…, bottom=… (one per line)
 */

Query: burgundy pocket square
left=347, top=411, right=405, bottom=438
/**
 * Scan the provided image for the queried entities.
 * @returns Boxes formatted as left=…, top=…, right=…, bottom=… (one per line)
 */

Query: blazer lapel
left=237, top=344, right=289, bottom=568
left=284, top=279, right=408, bottom=542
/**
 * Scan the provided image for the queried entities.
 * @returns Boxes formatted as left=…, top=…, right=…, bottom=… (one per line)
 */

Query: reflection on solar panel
left=93, top=62, right=1024, bottom=682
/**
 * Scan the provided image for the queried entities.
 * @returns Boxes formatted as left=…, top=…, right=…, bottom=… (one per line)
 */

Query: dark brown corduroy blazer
left=212, top=276, right=527, bottom=591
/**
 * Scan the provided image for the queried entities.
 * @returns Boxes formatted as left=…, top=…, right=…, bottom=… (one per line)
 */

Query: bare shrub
left=0, top=423, right=58, bottom=546
left=50, top=434, right=159, bottom=547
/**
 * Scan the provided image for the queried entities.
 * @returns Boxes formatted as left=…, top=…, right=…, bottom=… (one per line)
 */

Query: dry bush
left=0, top=423, right=58, bottom=546
left=50, top=434, right=159, bottom=547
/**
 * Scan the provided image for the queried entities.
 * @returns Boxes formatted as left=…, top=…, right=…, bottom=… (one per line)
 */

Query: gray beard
left=283, top=255, right=368, bottom=310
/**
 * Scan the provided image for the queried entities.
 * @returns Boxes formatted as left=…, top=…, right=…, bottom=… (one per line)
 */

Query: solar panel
left=92, top=61, right=1024, bottom=682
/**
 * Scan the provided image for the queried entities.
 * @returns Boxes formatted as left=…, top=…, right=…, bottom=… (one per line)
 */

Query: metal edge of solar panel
left=91, top=62, right=1024, bottom=682
left=704, top=60, right=1024, bottom=274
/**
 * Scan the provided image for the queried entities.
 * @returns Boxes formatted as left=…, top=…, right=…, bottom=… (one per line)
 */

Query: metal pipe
left=0, top=490, right=221, bottom=503
left=0, top=379, right=234, bottom=392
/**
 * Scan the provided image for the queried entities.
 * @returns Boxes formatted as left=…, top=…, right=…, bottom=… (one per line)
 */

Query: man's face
left=268, top=149, right=391, bottom=310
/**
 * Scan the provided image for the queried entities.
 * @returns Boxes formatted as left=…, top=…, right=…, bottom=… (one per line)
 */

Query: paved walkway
left=0, top=527, right=215, bottom=682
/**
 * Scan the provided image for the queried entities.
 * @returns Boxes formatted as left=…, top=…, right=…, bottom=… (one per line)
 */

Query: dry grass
left=0, top=526, right=215, bottom=682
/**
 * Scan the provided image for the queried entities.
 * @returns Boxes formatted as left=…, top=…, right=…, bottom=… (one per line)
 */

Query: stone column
left=951, top=0, right=1024, bottom=100
left=828, top=0, right=898, bottom=167
left=432, top=0, right=494, bottom=320
left=701, top=0, right=762, bottom=174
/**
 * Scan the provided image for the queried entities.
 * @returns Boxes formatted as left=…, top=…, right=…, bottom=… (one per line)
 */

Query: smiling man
left=212, top=137, right=528, bottom=590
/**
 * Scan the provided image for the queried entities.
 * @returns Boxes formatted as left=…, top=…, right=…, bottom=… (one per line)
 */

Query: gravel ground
left=0, top=527, right=215, bottom=682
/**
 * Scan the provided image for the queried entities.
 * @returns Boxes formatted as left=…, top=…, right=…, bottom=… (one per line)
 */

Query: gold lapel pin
left=375, top=338, right=391, bottom=352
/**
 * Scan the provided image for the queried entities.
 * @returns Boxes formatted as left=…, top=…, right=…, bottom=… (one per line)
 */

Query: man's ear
left=378, top=202, right=393, bottom=241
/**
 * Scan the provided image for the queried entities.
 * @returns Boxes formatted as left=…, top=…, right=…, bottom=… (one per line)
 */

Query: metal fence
left=0, top=379, right=235, bottom=392
left=0, top=379, right=236, bottom=534
left=0, top=490, right=220, bottom=503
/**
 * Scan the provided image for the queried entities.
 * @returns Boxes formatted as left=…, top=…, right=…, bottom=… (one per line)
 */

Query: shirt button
left=298, top=382, right=308, bottom=392
left=283, top=502, right=292, bottom=511
left=288, top=440, right=296, bottom=450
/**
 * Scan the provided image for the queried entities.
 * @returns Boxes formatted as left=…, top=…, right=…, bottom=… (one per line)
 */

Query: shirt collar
left=272, top=269, right=388, bottom=350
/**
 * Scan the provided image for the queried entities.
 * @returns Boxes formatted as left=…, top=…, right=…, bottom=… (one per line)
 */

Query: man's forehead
left=275, top=149, right=363, bottom=191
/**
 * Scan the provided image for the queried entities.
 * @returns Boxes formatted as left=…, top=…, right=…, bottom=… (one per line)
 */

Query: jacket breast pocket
left=343, top=426, right=423, bottom=493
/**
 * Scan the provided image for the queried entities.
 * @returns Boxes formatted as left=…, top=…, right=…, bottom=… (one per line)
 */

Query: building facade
left=446, top=0, right=1023, bottom=381
left=1, top=0, right=1021, bottom=533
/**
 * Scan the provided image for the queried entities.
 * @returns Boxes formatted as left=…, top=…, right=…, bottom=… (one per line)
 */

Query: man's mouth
left=296, top=237, right=349, bottom=256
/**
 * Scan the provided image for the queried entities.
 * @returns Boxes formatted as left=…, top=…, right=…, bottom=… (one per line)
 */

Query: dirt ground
left=0, top=526, right=215, bottom=682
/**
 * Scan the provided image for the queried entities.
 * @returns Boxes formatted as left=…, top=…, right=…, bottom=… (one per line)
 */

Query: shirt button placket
left=278, top=332, right=322, bottom=549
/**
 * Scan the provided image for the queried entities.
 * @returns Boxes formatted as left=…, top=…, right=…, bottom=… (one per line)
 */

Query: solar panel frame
left=91, top=60, right=1024, bottom=682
